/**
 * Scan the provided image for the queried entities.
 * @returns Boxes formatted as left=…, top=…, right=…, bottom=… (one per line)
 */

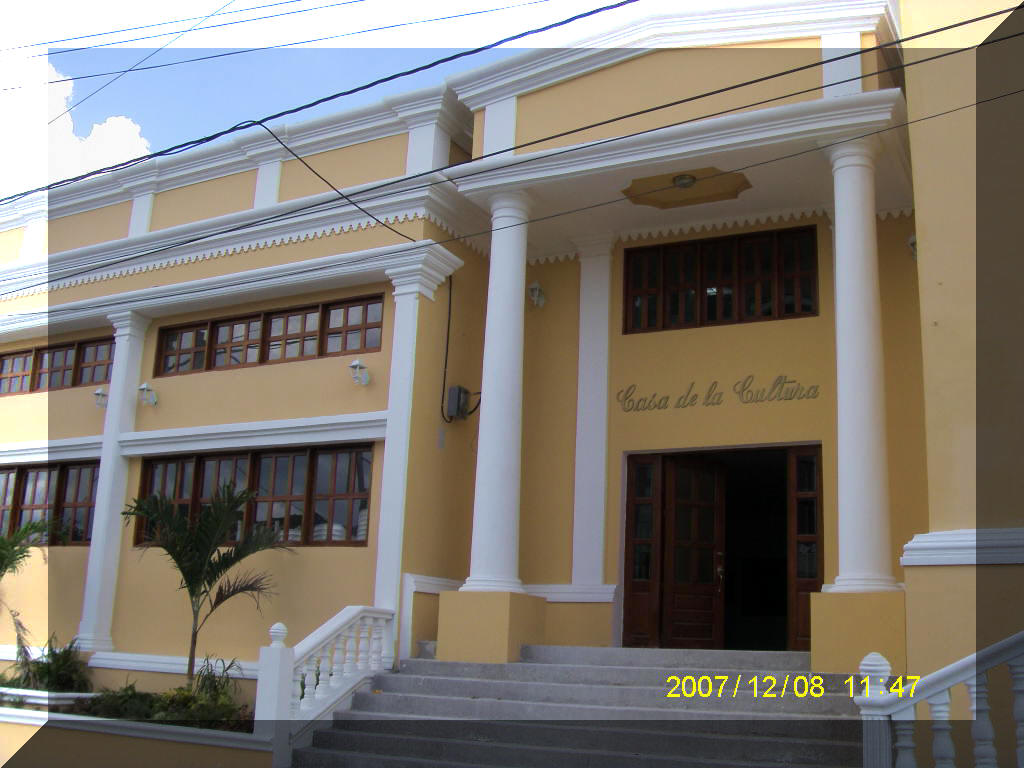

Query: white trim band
left=524, top=584, right=619, bottom=603
left=87, top=651, right=258, bottom=680
left=901, top=528, right=1024, bottom=566
left=119, top=412, right=388, bottom=456
left=0, top=436, right=102, bottom=465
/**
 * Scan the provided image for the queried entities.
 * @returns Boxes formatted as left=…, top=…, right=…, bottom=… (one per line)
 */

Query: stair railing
left=253, top=605, right=395, bottom=765
left=856, top=629, right=1024, bottom=767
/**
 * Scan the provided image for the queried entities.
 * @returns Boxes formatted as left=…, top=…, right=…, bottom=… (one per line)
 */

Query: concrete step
left=399, top=659, right=853, bottom=691
left=323, top=718, right=862, bottom=765
left=350, top=689, right=858, bottom=721
left=520, top=645, right=811, bottom=670
left=373, top=673, right=858, bottom=716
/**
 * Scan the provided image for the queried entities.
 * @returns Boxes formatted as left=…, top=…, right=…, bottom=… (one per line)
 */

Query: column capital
left=823, top=137, right=878, bottom=170
left=572, top=233, right=616, bottom=260
left=385, top=244, right=463, bottom=300
left=107, top=310, right=150, bottom=339
left=489, top=190, right=532, bottom=222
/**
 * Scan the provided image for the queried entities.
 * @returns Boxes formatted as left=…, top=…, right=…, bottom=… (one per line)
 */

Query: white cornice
left=448, top=1, right=897, bottom=109
left=119, top=412, right=388, bottom=456
left=524, top=584, right=619, bottom=603
left=0, top=182, right=486, bottom=300
left=621, top=206, right=831, bottom=244
left=450, top=89, right=905, bottom=197
left=901, top=528, right=1024, bottom=566
left=0, top=240, right=463, bottom=340
left=46, top=86, right=467, bottom=220
left=0, top=435, right=103, bottom=465
left=0, top=192, right=47, bottom=231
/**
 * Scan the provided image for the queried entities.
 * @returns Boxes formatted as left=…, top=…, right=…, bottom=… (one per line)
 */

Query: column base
left=74, top=631, right=114, bottom=653
left=459, top=575, right=525, bottom=593
left=822, top=576, right=903, bottom=592
left=810, top=590, right=906, bottom=674
left=437, top=591, right=546, bottom=663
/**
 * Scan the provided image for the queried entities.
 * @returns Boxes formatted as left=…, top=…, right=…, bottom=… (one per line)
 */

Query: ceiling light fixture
left=672, top=174, right=697, bottom=189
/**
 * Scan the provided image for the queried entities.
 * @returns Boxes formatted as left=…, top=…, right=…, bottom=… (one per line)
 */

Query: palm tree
left=123, top=483, right=289, bottom=684
left=0, top=519, right=51, bottom=688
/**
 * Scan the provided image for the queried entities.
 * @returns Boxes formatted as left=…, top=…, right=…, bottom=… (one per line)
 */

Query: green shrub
left=1, top=635, right=91, bottom=693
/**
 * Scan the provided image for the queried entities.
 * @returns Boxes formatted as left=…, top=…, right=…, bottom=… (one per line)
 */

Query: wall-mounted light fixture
left=348, top=359, right=370, bottom=387
left=93, top=387, right=108, bottom=409
left=137, top=382, right=158, bottom=406
left=527, top=281, right=546, bottom=308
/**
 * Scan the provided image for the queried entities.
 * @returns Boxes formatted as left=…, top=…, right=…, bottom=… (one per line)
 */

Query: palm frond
left=0, top=520, right=51, bottom=578
left=198, top=571, right=275, bottom=631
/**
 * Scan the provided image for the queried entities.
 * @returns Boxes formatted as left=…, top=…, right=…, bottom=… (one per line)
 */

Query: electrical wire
left=0, top=0, right=640, bottom=204
left=440, top=275, right=455, bottom=424
left=7, top=18, right=1021, bottom=296
left=15, top=82, right=1024, bottom=321
left=48, top=0, right=240, bottom=124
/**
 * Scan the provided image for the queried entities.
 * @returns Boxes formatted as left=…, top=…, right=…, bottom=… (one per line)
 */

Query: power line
left=45, top=0, right=550, bottom=81
left=5, top=16, right=1021, bottom=295
left=48, top=0, right=240, bottom=124
left=0, top=0, right=639, bottom=204
left=7, top=0, right=324, bottom=51
left=22, top=83, right=1024, bottom=321
left=45, top=0, right=370, bottom=56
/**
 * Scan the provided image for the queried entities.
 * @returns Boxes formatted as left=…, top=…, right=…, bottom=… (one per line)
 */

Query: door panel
left=787, top=446, right=823, bottom=651
left=660, top=458, right=725, bottom=649
left=623, top=456, right=662, bottom=647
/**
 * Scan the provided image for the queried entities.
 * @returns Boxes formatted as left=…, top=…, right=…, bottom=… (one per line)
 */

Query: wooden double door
left=622, top=447, right=822, bottom=651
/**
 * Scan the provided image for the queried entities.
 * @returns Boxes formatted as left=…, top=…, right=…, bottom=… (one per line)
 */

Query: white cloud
left=47, top=63, right=151, bottom=187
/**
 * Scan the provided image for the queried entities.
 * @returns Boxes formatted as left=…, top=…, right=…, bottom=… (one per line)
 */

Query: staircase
left=292, top=645, right=862, bottom=767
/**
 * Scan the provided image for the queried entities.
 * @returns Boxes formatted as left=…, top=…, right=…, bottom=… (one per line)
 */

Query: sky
left=0, top=0, right=687, bottom=201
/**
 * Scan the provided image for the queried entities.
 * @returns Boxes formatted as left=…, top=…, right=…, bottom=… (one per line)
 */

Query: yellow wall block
left=410, top=592, right=440, bottom=657
left=0, top=227, right=25, bottom=265
left=150, top=171, right=258, bottom=232
left=436, top=591, right=546, bottom=663
left=0, top=723, right=40, bottom=768
left=0, top=548, right=89, bottom=648
left=520, top=260, right=579, bottom=585
left=48, top=202, right=132, bottom=254
left=809, top=591, right=907, bottom=674
left=515, top=41, right=821, bottom=153
left=278, top=134, right=408, bottom=202
left=544, top=603, right=613, bottom=646
left=471, top=110, right=484, bottom=158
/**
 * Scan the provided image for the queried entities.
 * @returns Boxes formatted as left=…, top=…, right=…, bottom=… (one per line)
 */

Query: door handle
left=716, top=565, right=725, bottom=593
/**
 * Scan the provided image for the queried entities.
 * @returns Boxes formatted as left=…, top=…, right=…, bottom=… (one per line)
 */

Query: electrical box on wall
left=447, top=385, right=470, bottom=420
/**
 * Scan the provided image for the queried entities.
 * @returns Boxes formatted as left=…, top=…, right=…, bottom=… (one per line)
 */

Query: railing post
left=1009, top=657, right=1024, bottom=768
left=965, top=672, right=997, bottom=767
left=857, top=652, right=895, bottom=768
left=927, top=688, right=956, bottom=768
left=254, top=622, right=295, bottom=768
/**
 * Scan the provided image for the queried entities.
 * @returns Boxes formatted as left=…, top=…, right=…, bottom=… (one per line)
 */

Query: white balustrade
left=254, top=606, right=395, bottom=746
left=856, top=629, right=1024, bottom=767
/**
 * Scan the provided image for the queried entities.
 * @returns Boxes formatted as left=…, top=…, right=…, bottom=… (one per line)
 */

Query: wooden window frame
left=154, top=295, right=385, bottom=379
left=623, top=226, right=818, bottom=335
left=136, top=444, right=373, bottom=547
left=0, top=462, right=100, bottom=545
left=76, top=339, right=115, bottom=387
left=0, top=337, right=114, bottom=397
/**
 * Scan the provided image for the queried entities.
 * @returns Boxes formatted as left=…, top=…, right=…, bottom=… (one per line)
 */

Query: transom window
left=0, top=339, right=115, bottom=397
left=156, top=296, right=384, bottom=378
left=0, top=463, right=100, bottom=544
left=138, top=445, right=373, bottom=546
left=624, top=227, right=818, bottom=333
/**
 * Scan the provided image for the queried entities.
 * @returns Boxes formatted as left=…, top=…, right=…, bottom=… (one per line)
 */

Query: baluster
left=343, top=626, right=356, bottom=674
left=371, top=618, right=384, bottom=670
left=892, top=710, right=918, bottom=768
left=1009, top=658, right=1024, bottom=768
left=927, top=689, right=956, bottom=768
left=330, top=632, right=345, bottom=687
left=965, top=672, right=998, bottom=767
left=314, top=644, right=331, bottom=699
left=290, top=665, right=303, bottom=717
left=357, top=618, right=370, bottom=671
left=300, top=656, right=316, bottom=710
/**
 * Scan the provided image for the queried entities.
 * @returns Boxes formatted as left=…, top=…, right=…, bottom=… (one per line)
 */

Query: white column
left=374, top=245, right=464, bottom=611
left=77, top=310, right=150, bottom=650
left=824, top=139, right=899, bottom=593
left=462, top=191, right=530, bottom=593
left=821, top=31, right=864, bottom=98
left=571, top=234, right=613, bottom=587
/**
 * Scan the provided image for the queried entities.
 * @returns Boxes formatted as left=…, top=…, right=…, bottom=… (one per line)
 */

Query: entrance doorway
left=622, top=446, right=822, bottom=651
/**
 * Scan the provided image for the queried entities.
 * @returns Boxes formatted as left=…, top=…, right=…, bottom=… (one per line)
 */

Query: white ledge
left=524, top=584, right=619, bottom=603
left=0, top=435, right=103, bottom=465
left=119, top=412, right=388, bottom=456
left=901, top=528, right=1024, bottom=566
left=87, top=651, right=258, bottom=680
